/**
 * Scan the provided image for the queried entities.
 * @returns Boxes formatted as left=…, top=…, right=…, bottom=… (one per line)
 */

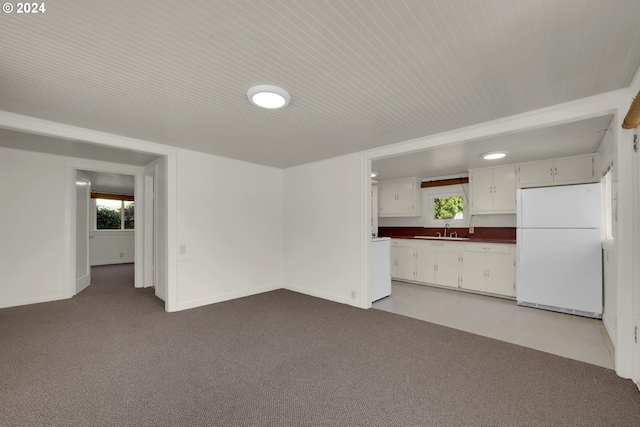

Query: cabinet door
left=485, top=252, right=515, bottom=296
left=435, top=247, right=460, bottom=288
left=461, top=251, right=486, bottom=292
left=470, top=168, right=494, bottom=213
left=378, top=181, right=399, bottom=215
left=391, top=246, right=415, bottom=281
left=394, top=179, right=417, bottom=214
left=415, top=244, right=437, bottom=284
left=379, top=178, right=420, bottom=216
left=492, top=165, right=516, bottom=212
left=518, top=161, right=554, bottom=186
left=554, top=155, right=595, bottom=183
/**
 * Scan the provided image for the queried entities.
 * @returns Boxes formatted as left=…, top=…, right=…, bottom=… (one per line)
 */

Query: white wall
left=174, top=148, right=284, bottom=311
left=145, top=156, right=169, bottom=301
left=0, top=147, right=67, bottom=308
left=89, top=231, right=135, bottom=265
left=88, top=198, right=135, bottom=265
left=283, top=153, right=365, bottom=307
left=599, top=125, right=617, bottom=346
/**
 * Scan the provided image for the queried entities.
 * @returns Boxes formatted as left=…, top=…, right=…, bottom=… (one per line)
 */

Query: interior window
left=96, top=198, right=135, bottom=230
left=433, top=195, right=464, bottom=220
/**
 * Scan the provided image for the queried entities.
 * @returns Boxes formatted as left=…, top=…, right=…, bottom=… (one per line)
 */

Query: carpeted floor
left=1, top=264, right=639, bottom=426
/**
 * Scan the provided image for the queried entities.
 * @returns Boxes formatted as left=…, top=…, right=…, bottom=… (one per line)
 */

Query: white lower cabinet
left=461, top=243, right=516, bottom=297
left=415, top=241, right=461, bottom=288
left=391, top=240, right=416, bottom=281
left=390, top=238, right=515, bottom=298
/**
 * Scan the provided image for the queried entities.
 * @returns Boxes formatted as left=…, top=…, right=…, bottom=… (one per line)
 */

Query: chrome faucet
left=444, top=223, right=450, bottom=237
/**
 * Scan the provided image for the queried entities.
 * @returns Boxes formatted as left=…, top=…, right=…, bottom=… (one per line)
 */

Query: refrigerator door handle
left=516, top=189, right=522, bottom=228
left=516, top=229, right=523, bottom=266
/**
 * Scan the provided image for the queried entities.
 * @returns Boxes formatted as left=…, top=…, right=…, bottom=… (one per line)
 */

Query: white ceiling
left=80, top=170, right=135, bottom=196
left=1, top=1, right=639, bottom=170
left=373, top=114, right=614, bottom=181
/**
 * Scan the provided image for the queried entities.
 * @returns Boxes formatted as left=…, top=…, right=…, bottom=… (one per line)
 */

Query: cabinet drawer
left=391, top=239, right=413, bottom=247
left=465, top=243, right=511, bottom=254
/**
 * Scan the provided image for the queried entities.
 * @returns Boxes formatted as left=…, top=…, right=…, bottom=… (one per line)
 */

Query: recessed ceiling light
left=482, top=151, right=507, bottom=160
left=371, top=172, right=377, bottom=178
left=247, top=85, right=290, bottom=109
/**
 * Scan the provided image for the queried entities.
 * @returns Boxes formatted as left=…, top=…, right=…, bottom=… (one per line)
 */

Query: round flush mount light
left=482, top=151, right=507, bottom=160
left=247, top=85, right=291, bottom=109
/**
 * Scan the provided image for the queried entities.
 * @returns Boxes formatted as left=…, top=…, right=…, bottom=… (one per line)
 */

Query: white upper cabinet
left=378, top=177, right=422, bottom=217
left=517, top=154, right=598, bottom=188
left=469, top=165, right=516, bottom=215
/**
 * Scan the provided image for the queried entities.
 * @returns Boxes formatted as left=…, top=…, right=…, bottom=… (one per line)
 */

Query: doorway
left=70, top=163, right=153, bottom=300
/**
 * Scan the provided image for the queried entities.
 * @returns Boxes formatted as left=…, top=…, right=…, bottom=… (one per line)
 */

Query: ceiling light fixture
left=247, top=85, right=290, bottom=109
left=482, top=151, right=507, bottom=160
left=371, top=172, right=377, bottom=178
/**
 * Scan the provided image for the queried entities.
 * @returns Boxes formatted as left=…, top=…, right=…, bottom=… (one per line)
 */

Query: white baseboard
left=0, top=293, right=68, bottom=309
left=603, top=313, right=616, bottom=348
left=91, top=259, right=135, bottom=266
left=173, top=282, right=284, bottom=312
left=283, top=284, right=365, bottom=308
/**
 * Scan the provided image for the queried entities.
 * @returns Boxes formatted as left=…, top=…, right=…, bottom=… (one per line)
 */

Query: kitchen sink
left=414, top=236, right=471, bottom=241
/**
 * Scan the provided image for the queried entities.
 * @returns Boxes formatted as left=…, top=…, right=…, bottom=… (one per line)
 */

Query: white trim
left=362, top=156, right=372, bottom=308
left=603, top=311, right=617, bottom=349
left=363, top=89, right=625, bottom=161
left=177, top=283, right=284, bottom=312
left=0, top=294, right=68, bottom=309
left=0, top=110, right=178, bottom=312
left=91, top=259, right=136, bottom=266
left=284, top=283, right=363, bottom=308
left=66, top=159, right=145, bottom=288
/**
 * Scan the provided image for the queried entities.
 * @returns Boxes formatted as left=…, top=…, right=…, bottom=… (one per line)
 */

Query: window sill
left=92, top=230, right=135, bottom=235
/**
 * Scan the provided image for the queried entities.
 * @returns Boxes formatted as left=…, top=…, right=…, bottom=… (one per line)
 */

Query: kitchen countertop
left=383, top=235, right=516, bottom=244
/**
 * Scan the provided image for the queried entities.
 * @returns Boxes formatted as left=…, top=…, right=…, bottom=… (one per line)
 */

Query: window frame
left=422, top=183, right=471, bottom=228
left=94, top=197, right=135, bottom=231
left=428, top=191, right=468, bottom=227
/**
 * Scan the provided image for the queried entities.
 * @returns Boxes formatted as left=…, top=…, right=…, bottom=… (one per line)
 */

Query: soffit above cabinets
left=1, top=1, right=639, bottom=169
left=372, top=115, right=614, bottom=181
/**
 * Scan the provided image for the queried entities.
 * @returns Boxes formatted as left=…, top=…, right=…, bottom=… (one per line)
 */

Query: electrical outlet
left=179, top=245, right=187, bottom=255
left=469, top=226, right=474, bottom=234
left=351, top=290, right=356, bottom=299
left=119, top=252, right=124, bottom=258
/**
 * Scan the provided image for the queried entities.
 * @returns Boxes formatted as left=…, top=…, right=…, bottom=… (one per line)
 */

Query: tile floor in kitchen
left=373, top=281, right=615, bottom=369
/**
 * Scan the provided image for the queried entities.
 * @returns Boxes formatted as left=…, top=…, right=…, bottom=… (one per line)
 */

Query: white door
left=371, top=183, right=378, bottom=237
left=470, top=168, right=494, bottom=213
left=436, top=247, right=460, bottom=288
left=144, top=175, right=155, bottom=288
left=492, top=165, right=516, bottom=212
left=518, top=183, right=601, bottom=229
left=554, top=156, right=595, bottom=182
left=415, top=243, right=436, bottom=284
left=517, top=228, right=602, bottom=314
left=518, top=161, right=554, bottom=186
left=75, top=172, right=91, bottom=294
left=461, top=251, right=486, bottom=292
left=485, top=252, right=515, bottom=296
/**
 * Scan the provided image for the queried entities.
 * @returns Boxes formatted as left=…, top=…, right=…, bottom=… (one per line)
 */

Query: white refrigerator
left=371, top=237, right=391, bottom=302
left=516, top=183, right=602, bottom=318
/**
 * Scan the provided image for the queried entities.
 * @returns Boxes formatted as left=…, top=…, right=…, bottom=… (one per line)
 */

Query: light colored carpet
left=1, top=264, right=639, bottom=426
